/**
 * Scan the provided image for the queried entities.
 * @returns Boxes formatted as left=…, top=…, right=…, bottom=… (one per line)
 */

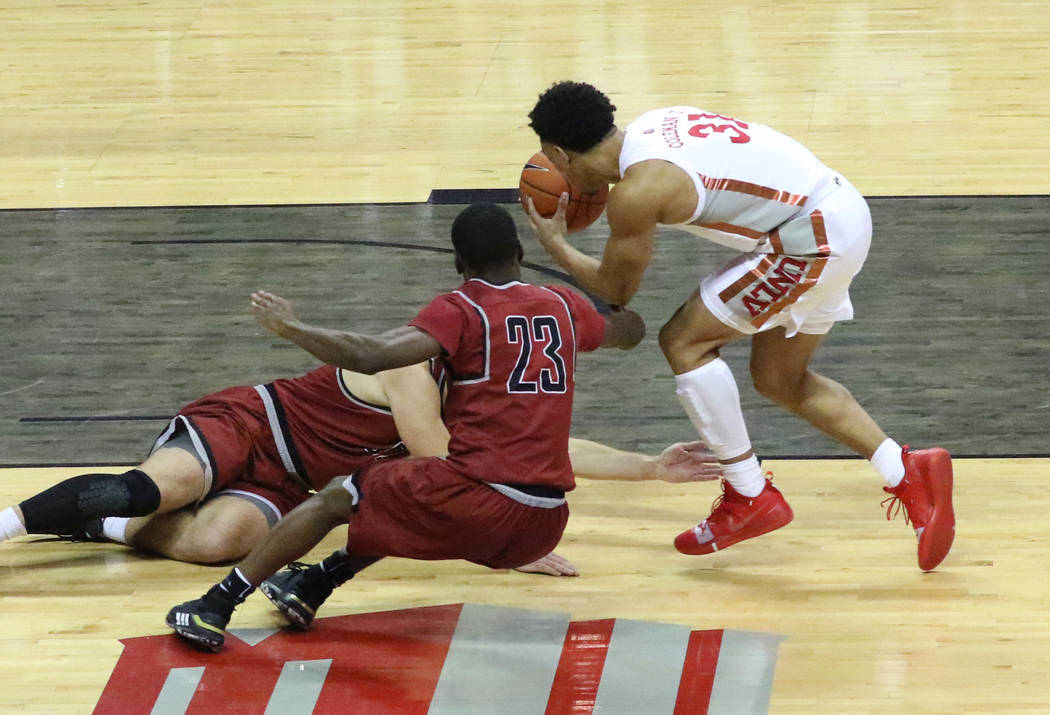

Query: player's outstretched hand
left=251, top=290, right=297, bottom=335
left=513, top=551, right=580, bottom=577
left=524, top=193, right=569, bottom=256
left=653, top=441, right=722, bottom=483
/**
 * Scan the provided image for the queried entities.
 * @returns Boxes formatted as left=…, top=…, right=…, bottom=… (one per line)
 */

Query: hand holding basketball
left=524, top=191, right=570, bottom=252
left=519, top=151, right=608, bottom=234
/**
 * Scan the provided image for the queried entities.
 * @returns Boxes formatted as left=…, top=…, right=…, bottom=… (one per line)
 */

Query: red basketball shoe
left=674, top=478, right=794, bottom=555
left=882, top=446, right=955, bottom=571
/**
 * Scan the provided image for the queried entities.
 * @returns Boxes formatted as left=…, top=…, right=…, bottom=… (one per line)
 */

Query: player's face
left=540, top=142, right=603, bottom=194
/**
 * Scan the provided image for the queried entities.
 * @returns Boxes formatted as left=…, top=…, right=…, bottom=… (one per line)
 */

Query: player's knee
left=657, top=320, right=680, bottom=358
left=750, top=363, right=800, bottom=406
left=658, top=321, right=700, bottom=367
left=658, top=322, right=720, bottom=372
left=177, top=523, right=259, bottom=564
left=317, top=474, right=359, bottom=517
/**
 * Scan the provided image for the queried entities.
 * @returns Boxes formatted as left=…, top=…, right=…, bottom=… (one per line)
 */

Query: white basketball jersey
left=619, top=107, right=836, bottom=254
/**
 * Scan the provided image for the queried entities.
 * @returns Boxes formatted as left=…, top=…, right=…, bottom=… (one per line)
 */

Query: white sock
left=0, top=507, right=28, bottom=541
left=101, top=517, right=130, bottom=544
left=722, top=455, right=767, bottom=497
left=674, top=359, right=754, bottom=459
left=675, top=359, right=765, bottom=496
left=870, top=439, right=905, bottom=487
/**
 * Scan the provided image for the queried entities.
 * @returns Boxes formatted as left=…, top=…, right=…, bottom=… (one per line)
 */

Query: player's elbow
left=603, top=309, right=646, bottom=349
left=620, top=310, right=646, bottom=348
left=335, top=342, right=394, bottom=375
left=601, top=280, right=637, bottom=308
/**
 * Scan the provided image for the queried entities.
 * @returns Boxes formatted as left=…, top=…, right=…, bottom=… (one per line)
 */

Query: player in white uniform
left=524, top=81, right=955, bottom=571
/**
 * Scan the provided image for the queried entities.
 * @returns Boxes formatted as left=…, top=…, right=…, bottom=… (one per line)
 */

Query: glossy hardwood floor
left=2, top=0, right=1049, bottom=209
left=1, top=0, right=1048, bottom=712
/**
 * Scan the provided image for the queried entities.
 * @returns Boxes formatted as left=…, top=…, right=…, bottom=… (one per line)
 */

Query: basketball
left=519, top=151, right=609, bottom=233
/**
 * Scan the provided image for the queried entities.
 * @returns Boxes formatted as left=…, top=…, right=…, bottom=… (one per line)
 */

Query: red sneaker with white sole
left=882, top=446, right=955, bottom=571
left=675, top=478, right=794, bottom=555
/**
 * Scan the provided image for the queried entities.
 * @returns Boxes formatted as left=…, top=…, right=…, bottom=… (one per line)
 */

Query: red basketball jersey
left=410, top=278, right=606, bottom=491
left=270, top=362, right=445, bottom=486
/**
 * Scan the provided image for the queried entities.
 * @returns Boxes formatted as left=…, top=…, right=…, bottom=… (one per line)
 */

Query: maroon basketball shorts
left=344, top=457, right=569, bottom=570
left=156, top=386, right=314, bottom=521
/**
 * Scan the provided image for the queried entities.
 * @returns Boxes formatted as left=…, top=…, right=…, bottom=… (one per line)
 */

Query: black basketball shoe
left=166, top=595, right=231, bottom=653
left=58, top=519, right=108, bottom=542
left=260, top=562, right=334, bottom=630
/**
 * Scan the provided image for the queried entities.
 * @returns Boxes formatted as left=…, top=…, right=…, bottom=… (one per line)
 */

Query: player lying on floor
left=166, top=202, right=705, bottom=650
left=0, top=211, right=720, bottom=578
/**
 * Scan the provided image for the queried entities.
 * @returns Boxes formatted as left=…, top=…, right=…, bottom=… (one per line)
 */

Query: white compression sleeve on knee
left=675, top=358, right=754, bottom=461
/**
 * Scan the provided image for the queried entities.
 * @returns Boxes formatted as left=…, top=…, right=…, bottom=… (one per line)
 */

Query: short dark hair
left=528, top=81, right=617, bottom=153
left=450, top=203, right=522, bottom=270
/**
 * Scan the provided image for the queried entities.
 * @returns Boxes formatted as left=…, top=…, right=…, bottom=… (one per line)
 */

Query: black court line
left=2, top=190, right=1048, bottom=213
left=132, top=237, right=616, bottom=311
left=20, top=416, right=170, bottom=423
left=429, top=188, right=520, bottom=204
left=3, top=454, right=1046, bottom=470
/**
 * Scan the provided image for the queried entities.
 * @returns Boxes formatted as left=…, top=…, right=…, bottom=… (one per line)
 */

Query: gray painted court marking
left=427, top=603, right=571, bottom=715
left=591, top=618, right=693, bottom=715
left=149, top=666, right=205, bottom=715
left=263, top=659, right=334, bottom=715
left=707, top=630, right=786, bottom=715
left=227, top=626, right=281, bottom=647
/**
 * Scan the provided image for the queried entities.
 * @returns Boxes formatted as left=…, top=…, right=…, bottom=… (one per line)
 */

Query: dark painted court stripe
left=128, top=238, right=598, bottom=300
left=429, top=188, right=519, bottom=204
left=20, top=415, right=169, bottom=422
left=2, top=192, right=1048, bottom=212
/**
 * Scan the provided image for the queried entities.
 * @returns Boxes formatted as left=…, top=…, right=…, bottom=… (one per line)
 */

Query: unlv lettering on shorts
left=741, top=257, right=809, bottom=317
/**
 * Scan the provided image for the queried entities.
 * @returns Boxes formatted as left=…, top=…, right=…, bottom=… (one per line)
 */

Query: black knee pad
left=20, top=469, right=162, bottom=535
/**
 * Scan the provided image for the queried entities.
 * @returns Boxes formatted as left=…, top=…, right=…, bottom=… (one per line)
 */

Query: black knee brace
left=20, top=469, right=162, bottom=535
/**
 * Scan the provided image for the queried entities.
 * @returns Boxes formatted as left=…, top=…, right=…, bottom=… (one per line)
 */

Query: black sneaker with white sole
left=260, top=562, right=334, bottom=630
left=166, top=597, right=231, bottom=652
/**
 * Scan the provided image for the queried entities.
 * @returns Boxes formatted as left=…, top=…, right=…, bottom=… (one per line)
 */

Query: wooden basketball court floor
left=2, top=1, right=1049, bottom=713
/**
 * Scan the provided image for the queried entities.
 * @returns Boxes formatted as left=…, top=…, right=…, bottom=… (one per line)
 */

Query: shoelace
left=881, top=494, right=910, bottom=524
left=707, top=471, right=775, bottom=515
left=284, top=561, right=310, bottom=573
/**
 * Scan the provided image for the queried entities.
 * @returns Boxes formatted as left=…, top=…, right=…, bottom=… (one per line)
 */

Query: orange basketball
left=519, top=151, right=609, bottom=233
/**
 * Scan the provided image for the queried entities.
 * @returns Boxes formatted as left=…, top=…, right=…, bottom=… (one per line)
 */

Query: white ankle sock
left=722, top=455, right=767, bottom=497
left=871, top=439, right=905, bottom=487
left=0, top=507, right=28, bottom=541
left=674, top=358, right=754, bottom=460
left=101, top=517, right=130, bottom=544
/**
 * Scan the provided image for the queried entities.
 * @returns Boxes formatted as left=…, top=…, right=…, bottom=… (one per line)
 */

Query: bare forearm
left=567, top=437, right=655, bottom=481
left=543, top=238, right=629, bottom=304
left=236, top=497, right=346, bottom=585
left=273, top=320, right=390, bottom=373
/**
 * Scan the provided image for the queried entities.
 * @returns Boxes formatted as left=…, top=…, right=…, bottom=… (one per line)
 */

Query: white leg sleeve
left=674, top=358, right=754, bottom=461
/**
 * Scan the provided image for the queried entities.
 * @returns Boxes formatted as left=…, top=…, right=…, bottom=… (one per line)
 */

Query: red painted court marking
left=544, top=619, right=617, bottom=715
left=96, top=605, right=750, bottom=715
left=95, top=604, right=463, bottom=715
left=673, top=629, right=724, bottom=715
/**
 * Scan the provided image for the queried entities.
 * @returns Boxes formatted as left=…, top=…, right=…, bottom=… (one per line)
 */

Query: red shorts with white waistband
left=343, top=457, right=568, bottom=570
